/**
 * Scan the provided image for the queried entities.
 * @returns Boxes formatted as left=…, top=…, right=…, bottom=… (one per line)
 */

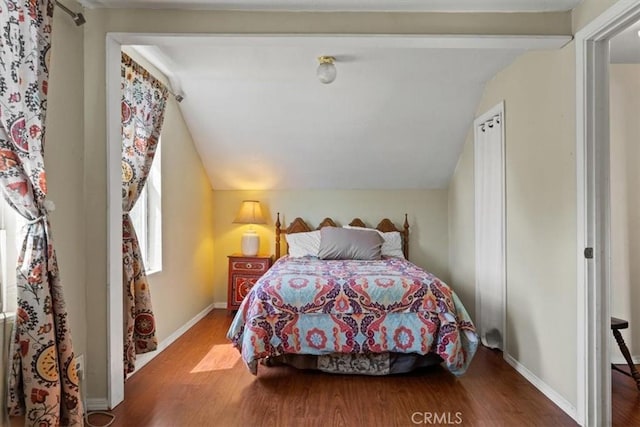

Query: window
left=0, top=199, right=26, bottom=315
left=129, top=142, right=162, bottom=274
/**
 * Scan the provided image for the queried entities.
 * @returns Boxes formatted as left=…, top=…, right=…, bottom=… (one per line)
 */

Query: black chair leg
left=612, top=328, right=640, bottom=391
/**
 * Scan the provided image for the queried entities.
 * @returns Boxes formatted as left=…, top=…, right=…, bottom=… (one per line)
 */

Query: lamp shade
left=233, top=200, right=266, bottom=225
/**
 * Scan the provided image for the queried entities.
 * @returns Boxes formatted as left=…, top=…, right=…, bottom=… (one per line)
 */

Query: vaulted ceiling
left=104, top=0, right=578, bottom=190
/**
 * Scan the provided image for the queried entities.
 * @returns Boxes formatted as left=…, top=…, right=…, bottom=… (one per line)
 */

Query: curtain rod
left=55, top=0, right=86, bottom=26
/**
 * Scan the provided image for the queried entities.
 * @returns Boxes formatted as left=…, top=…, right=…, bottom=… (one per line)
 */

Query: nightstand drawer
left=230, top=259, right=270, bottom=274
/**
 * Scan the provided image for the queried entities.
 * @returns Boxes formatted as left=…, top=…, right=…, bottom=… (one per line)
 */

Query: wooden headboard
left=275, top=213, right=409, bottom=259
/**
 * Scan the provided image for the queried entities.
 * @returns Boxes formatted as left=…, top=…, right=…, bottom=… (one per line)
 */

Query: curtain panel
left=121, top=53, right=168, bottom=375
left=0, top=1, right=83, bottom=425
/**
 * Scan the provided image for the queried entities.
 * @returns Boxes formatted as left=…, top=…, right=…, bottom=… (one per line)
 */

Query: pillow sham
left=343, top=225, right=405, bottom=259
left=318, top=226, right=383, bottom=260
left=285, top=230, right=321, bottom=258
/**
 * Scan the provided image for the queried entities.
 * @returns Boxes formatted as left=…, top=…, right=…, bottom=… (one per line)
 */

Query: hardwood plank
left=88, top=310, right=578, bottom=427
left=612, top=365, right=640, bottom=427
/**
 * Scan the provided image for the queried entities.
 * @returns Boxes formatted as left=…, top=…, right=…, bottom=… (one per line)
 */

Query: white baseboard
left=129, top=303, right=214, bottom=378
left=504, top=353, right=578, bottom=423
left=86, top=398, right=110, bottom=411
left=611, top=355, right=640, bottom=365
left=213, top=302, right=227, bottom=309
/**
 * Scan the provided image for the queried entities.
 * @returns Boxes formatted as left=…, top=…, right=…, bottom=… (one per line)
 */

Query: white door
left=474, top=102, right=506, bottom=350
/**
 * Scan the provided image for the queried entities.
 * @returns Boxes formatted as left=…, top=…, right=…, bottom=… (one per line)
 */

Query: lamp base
left=241, top=230, right=260, bottom=256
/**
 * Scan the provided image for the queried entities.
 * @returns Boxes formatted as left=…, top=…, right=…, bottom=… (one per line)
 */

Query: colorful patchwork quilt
left=227, top=256, right=478, bottom=375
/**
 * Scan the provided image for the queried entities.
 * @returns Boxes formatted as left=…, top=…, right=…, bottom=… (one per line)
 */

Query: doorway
left=608, top=24, right=640, bottom=425
left=104, top=32, right=575, bottom=410
left=576, top=1, right=640, bottom=425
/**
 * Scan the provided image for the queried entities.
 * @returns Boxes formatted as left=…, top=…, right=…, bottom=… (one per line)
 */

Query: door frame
left=575, top=1, right=640, bottom=425
left=105, top=34, right=124, bottom=409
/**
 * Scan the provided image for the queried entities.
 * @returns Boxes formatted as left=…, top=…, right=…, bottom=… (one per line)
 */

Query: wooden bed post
left=275, top=212, right=281, bottom=259
left=403, top=213, right=409, bottom=260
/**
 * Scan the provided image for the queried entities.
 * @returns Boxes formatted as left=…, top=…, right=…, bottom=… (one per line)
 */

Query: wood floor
left=612, top=366, right=640, bottom=426
left=87, top=309, right=583, bottom=427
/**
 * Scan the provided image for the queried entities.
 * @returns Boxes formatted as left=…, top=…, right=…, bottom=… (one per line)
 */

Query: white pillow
left=380, top=231, right=405, bottom=259
left=285, top=230, right=321, bottom=257
left=343, top=225, right=405, bottom=259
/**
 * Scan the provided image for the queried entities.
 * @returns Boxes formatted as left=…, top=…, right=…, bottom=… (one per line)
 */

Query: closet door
left=474, top=102, right=506, bottom=350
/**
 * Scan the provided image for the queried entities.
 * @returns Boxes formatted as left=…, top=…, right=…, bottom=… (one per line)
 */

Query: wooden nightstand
left=227, top=254, right=273, bottom=313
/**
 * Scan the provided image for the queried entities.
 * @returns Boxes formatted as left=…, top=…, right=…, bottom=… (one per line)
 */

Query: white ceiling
left=83, top=0, right=581, bottom=12
left=129, top=35, right=569, bottom=190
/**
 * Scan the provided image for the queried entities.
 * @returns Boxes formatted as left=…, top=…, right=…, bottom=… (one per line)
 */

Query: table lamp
left=233, top=200, right=266, bottom=256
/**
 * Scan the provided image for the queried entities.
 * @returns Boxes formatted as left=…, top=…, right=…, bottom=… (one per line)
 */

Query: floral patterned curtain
left=121, top=53, right=168, bottom=375
left=0, top=1, right=82, bottom=425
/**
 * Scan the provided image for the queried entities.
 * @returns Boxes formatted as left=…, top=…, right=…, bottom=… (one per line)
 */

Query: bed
left=227, top=214, right=478, bottom=376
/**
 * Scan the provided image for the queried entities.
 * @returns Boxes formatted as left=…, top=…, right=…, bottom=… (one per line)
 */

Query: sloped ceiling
left=129, top=35, right=569, bottom=190
left=182, top=45, right=506, bottom=190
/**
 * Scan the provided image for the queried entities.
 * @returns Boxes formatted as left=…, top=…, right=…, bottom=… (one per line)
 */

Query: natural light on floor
left=190, top=343, right=240, bottom=373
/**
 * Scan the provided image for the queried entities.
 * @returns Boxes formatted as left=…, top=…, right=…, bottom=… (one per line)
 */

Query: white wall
left=47, top=0, right=87, bottom=364
left=609, top=64, right=640, bottom=361
left=448, top=46, right=578, bottom=409
left=448, top=134, right=476, bottom=321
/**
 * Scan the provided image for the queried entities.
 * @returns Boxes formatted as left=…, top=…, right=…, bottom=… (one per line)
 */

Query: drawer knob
left=246, top=263, right=252, bottom=268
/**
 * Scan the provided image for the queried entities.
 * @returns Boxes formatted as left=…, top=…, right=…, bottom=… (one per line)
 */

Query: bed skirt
left=261, top=352, right=444, bottom=375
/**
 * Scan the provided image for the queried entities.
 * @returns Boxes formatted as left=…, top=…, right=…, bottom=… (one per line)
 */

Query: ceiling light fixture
left=317, top=56, right=337, bottom=84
